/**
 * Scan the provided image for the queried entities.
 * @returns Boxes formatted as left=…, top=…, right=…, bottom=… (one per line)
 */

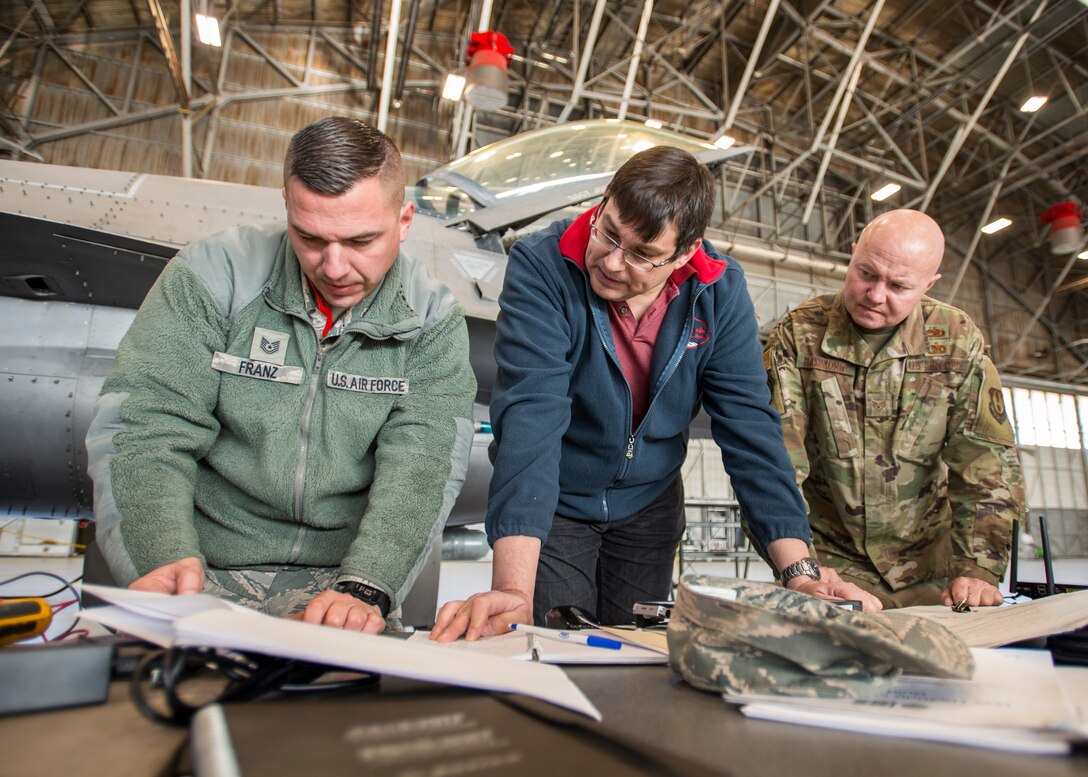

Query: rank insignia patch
left=249, top=327, right=289, bottom=366
left=988, top=387, right=1007, bottom=425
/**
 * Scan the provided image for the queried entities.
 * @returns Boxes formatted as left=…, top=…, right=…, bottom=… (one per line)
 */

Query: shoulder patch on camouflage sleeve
left=966, top=359, right=1015, bottom=446
left=764, top=346, right=786, bottom=414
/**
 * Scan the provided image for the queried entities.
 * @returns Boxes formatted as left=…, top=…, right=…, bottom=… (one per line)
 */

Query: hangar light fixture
left=870, top=183, right=901, bottom=201
left=442, top=73, right=466, bottom=101
left=195, top=13, right=222, bottom=47
left=713, top=135, right=736, bottom=151
left=1020, top=96, right=1048, bottom=112
left=1079, top=250, right=1088, bottom=260
left=981, top=218, right=1012, bottom=234
left=644, top=119, right=663, bottom=129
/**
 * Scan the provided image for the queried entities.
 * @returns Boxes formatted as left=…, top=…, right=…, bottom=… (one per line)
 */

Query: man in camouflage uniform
left=764, top=209, right=1025, bottom=609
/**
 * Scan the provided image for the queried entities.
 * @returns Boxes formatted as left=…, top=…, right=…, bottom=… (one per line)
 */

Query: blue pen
left=511, top=623, right=623, bottom=650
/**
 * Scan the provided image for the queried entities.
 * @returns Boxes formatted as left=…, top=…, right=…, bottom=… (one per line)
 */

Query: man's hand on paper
left=129, top=556, right=205, bottom=595
left=941, top=577, right=1003, bottom=608
left=789, top=566, right=884, bottom=612
left=294, top=590, right=386, bottom=632
left=429, top=589, right=532, bottom=642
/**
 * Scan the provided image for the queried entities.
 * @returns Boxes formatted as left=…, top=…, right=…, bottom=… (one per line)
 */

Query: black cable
left=38, top=574, right=84, bottom=599
left=130, top=646, right=380, bottom=726
left=49, top=616, right=87, bottom=642
left=0, top=571, right=83, bottom=605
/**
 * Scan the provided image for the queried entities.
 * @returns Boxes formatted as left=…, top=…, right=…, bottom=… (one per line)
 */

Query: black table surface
left=2, top=654, right=1085, bottom=777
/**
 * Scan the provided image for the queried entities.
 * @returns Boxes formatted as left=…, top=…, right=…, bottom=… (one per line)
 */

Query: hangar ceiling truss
left=0, top=0, right=1085, bottom=381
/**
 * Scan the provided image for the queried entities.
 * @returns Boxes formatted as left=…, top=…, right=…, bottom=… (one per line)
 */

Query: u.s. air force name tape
left=211, top=352, right=304, bottom=384
left=210, top=353, right=409, bottom=394
left=326, top=371, right=408, bottom=395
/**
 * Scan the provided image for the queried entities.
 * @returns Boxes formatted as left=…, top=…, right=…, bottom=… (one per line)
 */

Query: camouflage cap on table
left=668, top=575, right=974, bottom=698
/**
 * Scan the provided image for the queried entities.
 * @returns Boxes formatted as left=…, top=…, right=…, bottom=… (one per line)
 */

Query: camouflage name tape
left=667, top=575, right=975, bottom=698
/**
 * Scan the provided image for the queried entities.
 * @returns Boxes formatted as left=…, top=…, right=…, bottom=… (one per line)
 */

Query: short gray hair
left=283, top=117, right=404, bottom=205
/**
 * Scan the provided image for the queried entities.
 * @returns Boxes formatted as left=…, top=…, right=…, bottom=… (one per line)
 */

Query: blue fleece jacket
left=485, top=208, right=810, bottom=553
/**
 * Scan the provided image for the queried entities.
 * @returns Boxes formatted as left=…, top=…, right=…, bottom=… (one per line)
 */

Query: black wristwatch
left=333, top=580, right=392, bottom=617
left=780, top=557, right=821, bottom=587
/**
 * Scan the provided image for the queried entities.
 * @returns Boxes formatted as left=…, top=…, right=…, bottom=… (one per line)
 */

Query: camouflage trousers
left=203, top=565, right=402, bottom=630
left=835, top=569, right=948, bottom=609
left=203, top=566, right=339, bottom=617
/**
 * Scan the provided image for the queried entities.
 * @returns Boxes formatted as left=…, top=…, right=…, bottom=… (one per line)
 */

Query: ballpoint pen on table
left=512, top=623, right=623, bottom=650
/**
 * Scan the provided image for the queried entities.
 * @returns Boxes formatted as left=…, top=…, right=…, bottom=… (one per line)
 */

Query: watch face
left=339, top=582, right=375, bottom=600
left=336, top=582, right=390, bottom=615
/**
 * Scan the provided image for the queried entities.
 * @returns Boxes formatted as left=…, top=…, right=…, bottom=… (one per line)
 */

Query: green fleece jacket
left=86, top=224, right=476, bottom=608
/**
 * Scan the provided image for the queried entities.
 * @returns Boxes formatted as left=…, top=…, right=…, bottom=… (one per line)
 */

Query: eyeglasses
left=588, top=200, right=679, bottom=273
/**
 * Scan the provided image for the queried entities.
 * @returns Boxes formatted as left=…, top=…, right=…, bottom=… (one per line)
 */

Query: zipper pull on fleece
left=626, top=435, right=635, bottom=460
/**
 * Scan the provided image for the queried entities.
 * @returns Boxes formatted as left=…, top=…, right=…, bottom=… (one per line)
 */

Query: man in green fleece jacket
left=86, top=117, right=476, bottom=633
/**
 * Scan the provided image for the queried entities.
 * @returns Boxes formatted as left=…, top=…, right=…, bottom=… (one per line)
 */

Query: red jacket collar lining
left=558, top=204, right=726, bottom=285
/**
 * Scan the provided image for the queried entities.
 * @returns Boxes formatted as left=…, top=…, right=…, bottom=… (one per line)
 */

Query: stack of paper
left=725, top=648, right=1087, bottom=755
left=80, top=584, right=601, bottom=720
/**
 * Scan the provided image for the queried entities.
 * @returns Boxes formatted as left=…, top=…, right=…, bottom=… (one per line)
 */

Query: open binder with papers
left=80, top=584, right=601, bottom=720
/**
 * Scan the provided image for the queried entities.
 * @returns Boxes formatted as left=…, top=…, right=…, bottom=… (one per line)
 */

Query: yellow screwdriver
left=0, top=598, right=52, bottom=646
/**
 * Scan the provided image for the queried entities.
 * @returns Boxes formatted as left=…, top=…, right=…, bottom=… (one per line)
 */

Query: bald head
left=856, top=209, right=945, bottom=277
left=843, top=209, right=945, bottom=330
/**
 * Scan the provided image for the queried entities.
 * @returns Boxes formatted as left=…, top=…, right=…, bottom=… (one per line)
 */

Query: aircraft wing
left=0, top=160, right=285, bottom=308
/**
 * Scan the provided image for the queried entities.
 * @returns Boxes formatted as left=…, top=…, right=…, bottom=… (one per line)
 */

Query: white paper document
left=410, top=629, right=668, bottom=664
left=81, top=584, right=601, bottom=720
left=903, top=589, right=1088, bottom=648
left=724, top=648, right=1086, bottom=755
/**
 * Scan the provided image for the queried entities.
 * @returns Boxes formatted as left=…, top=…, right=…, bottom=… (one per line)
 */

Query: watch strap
left=333, top=580, right=392, bottom=617
left=780, top=557, right=821, bottom=587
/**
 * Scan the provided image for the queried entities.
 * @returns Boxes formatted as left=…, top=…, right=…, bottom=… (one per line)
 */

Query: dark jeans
left=533, top=476, right=686, bottom=626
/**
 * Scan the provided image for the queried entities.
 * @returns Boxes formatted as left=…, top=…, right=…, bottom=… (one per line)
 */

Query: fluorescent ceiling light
left=1020, top=96, right=1047, bottom=113
left=870, top=183, right=901, bottom=201
left=195, top=13, right=222, bottom=47
left=644, top=119, right=663, bottom=129
left=713, top=135, right=736, bottom=150
left=981, top=218, right=1012, bottom=234
left=441, top=73, right=466, bottom=101
left=1079, top=250, right=1088, bottom=260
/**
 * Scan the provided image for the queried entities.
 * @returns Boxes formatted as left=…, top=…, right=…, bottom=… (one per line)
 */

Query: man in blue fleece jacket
left=87, top=118, right=476, bottom=633
left=432, top=147, right=878, bottom=641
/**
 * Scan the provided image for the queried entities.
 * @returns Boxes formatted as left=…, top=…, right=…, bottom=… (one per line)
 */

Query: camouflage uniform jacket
left=764, top=292, right=1024, bottom=597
